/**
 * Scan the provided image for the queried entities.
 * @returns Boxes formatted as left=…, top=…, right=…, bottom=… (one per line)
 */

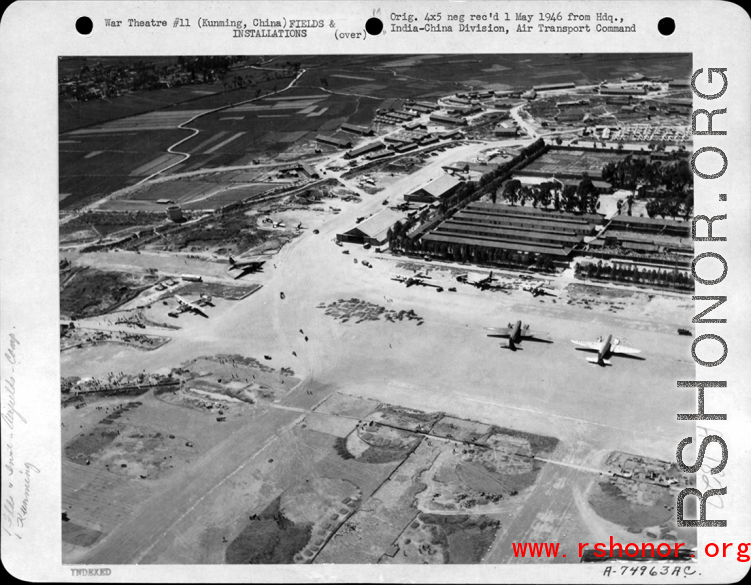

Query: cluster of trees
left=387, top=217, right=418, bottom=251
left=498, top=174, right=600, bottom=214
left=602, top=154, right=692, bottom=218
left=644, top=198, right=693, bottom=221
left=436, top=138, right=549, bottom=216
left=62, top=57, right=253, bottom=100
left=575, top=261, right=693, bottom=290
left=61, top=57, right=302, bottom=101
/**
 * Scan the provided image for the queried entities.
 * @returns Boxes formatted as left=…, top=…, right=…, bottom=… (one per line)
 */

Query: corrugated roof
left=414, top=174, right=461, bottom=198
left=611, top=214, right=688, bottom=226
left=454, top=212, right=593, bottom=234
left=342, top=209, right=406, bottom=240
left=466, top=202, right=602, bottom=223
left=422, top=233, right=571, bottom=256
left=346, top=141, right=384, bottom=157
left=435, top=222, right=582, bottom=244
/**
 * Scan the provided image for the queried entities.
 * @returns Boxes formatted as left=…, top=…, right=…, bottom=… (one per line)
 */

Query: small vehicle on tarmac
left=313, top=229, right=319, bottom=234
left=354, top=259, right=358, bottom=264
left=436, top=287, right=444, bottom=292
left=448, top=287, right=457, bottom=292
left=280, top=292, right=286, bottom=300
left=363, top=243, right=371, bottom=249
left=342, top=250, right=350, bottom=255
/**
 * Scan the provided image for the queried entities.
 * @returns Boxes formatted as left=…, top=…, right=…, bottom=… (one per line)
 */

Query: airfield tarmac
left=61, top=144, right=697, bottom=565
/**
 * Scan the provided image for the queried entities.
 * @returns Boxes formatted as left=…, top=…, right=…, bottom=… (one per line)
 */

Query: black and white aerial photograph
left=58, top=53, right=698, bottom=565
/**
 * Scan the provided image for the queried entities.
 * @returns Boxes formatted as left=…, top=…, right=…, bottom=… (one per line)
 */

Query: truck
left=181, top=274, right=203, bottom=283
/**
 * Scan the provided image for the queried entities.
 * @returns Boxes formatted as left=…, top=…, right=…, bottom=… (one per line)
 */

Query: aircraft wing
left=611, top=344, right=641, bottom=355
left=484, top=326, right=513, bottom=338
left=186, top=302, right=208, bottom=318
left=571, top=340, right=601, bottom=351
left=233, top=265, right=261, bottom=279
left=523, top=330, right=551, bottom=341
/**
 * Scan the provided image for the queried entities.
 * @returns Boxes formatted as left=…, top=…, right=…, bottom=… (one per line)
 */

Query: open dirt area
left=58, top=54, right=697, bottom=566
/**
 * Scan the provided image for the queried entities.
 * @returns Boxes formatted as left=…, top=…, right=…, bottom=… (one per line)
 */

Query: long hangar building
left=336, top=209, right=406, bottom=247
left=420, top=203, right=602, bottom=265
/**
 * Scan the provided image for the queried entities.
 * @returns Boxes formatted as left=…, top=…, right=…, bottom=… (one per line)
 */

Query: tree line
left=575, top=261, right=693, bottom=290
left=498, top=175, right=600, bottom=214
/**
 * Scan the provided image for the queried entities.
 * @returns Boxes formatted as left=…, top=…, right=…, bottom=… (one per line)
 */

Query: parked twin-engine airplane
left=458, top=271, right=509, bottom=291
left=228, top=256, right=265, bottom=279
left=391, top=271, right=435, bottom=288
left=485, top=320, right=551, bottom=350
left=570, top=335, right=641, bottom=366
left=523, top=282, right=557, bottom=297
left=173, top=294, right=212, bottom=318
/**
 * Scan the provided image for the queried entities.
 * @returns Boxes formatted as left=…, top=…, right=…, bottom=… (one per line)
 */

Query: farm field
left=59, top=129, right=188, bottom=209
left=59, top=85, right=226, bottom=133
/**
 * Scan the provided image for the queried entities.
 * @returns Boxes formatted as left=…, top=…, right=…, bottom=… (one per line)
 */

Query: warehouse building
left=414, top=101, right=440, bottom=111
left=429, top=113, right=467, bottom=126
left=418, top=135, right=439, bottom=146
left=533, top=82, right=576, bottom=91
left=607, top=214, right=690, bottom=238
left=436, top=129, right=464, bottom=140
left=600, top=85, right=647, bottom=95
left=404, top=120, right=427, bottom=130
left=394, top=142, right=418, bottom=154
left=336, top=209, right=406, bottom=246
left=344, top=141, right=385, bottom=159
left=420, top=203, right=601, bottom=264
left=405, top=174, right=462, bottom=203
left=316, top=135, right=353, bottom=149
left=366, top=150, right=393, bottom=161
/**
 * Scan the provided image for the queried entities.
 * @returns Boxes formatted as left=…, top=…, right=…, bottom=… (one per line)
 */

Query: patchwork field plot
left=69, top=110, right=210, bottom=133
left=123, top=179, right=227, bottom=202
left=59, top=129, right=188, bottom=209
left=59, top=83, right=224, bottom=133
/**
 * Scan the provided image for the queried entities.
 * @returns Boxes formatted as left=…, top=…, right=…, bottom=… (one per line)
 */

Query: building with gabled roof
left=405, top=174, right=462, bottom=203
left=344, top=141, right=385, bottom=159
left=336, top=209, right=406, bottom=246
